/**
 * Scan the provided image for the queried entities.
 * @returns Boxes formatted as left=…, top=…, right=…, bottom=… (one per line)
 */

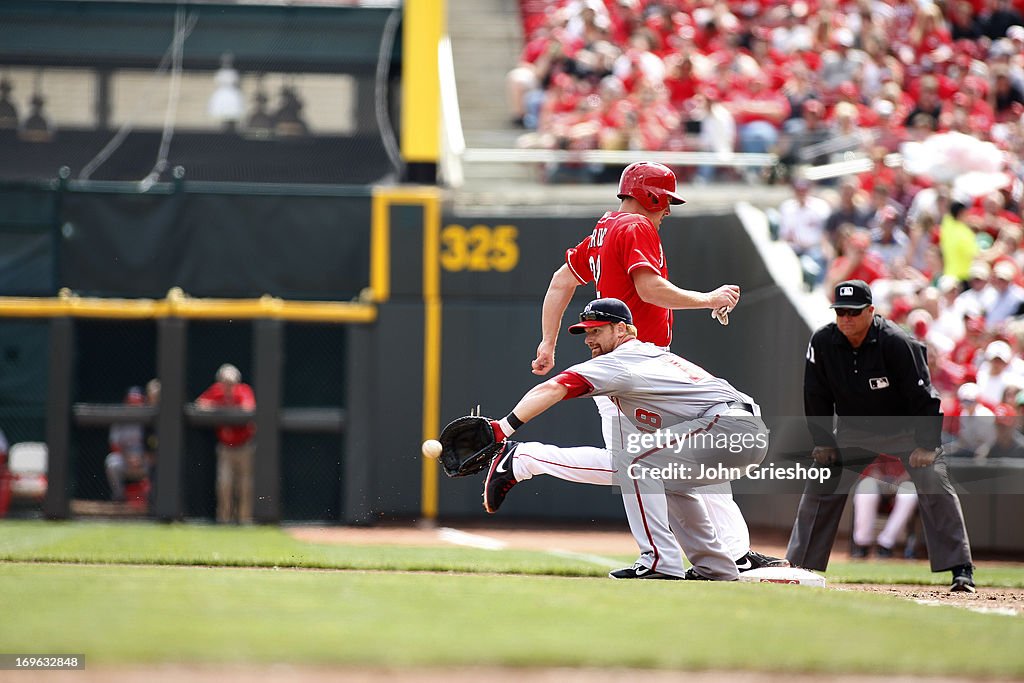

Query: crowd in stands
left=507, top=0, right=1024, bottom=182
left=509, top=1, right=1024, bottom=458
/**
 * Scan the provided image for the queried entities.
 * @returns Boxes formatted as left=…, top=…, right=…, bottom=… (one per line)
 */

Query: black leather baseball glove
left=437, top=415, right=504, bottom=477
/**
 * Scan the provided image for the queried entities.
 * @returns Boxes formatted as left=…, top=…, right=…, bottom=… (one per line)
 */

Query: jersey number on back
left=635, top=408, right=662, bottom=431
left=589, top=255, right=602, bottom=294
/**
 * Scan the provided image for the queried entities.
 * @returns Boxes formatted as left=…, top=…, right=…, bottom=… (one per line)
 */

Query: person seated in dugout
left=104, top=386, right=149, bottom=502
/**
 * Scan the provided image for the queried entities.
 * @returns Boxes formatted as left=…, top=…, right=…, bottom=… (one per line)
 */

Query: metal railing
left=459, top=147, right=778, bottom=168
left=73, top=404, right=345, bottom=434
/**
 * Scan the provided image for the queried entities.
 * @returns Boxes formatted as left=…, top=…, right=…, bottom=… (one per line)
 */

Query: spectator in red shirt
left=635, top=78, right=680, bottom=142
left=726, top=73, right=790, bottom=165
left=927, top=340, right=967, bottom=395
left=870, top=98, right=909, bottom=152
left=662, top=52, right=700, bottom=110
left=950, top=314, right=988, bottom=369
left=506, top=28, right=557, bottom=128
left=907, top=3, right=952, bottom=59
left=196, top=363, right=256, bottom=524
left=825, top=226, right=889, bottom=294
left=642, top=4, right=678, bottom=57
left=965, top=190, right=1022, bottom=240
left=939, top=77, right=995, bottom=134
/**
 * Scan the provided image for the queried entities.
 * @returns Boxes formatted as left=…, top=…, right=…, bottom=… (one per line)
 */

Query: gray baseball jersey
left=552, top=338, right=766, bottom=580
left=557, top=339, right=755, bottom=430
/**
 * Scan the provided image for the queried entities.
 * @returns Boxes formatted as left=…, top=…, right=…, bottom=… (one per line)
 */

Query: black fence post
left=154, top=317, right=187, bottom=521
left=253, top=318, right=282, bottom=524
left=343, top=324, right=374, bottom=524
left=43, top=317, right=74, bottom=519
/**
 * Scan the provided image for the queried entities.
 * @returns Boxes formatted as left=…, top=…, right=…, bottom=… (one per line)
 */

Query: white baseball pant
left=509, top=397, right=757, bottom=578
left=852, top=478, right=919, bottom=550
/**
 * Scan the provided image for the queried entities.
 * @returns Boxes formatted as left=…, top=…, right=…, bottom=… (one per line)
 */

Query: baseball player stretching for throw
left=485, top=297, right=770, bottom=580
left=524, top=162, right=785, bottom=578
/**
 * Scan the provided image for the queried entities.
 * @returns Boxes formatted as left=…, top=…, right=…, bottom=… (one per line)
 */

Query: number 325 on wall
left=440, top=224, right=519, bottom=272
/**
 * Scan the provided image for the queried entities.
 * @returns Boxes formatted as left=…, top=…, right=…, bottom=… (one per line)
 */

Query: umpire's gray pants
left=786, top=447, right=972, bottom=572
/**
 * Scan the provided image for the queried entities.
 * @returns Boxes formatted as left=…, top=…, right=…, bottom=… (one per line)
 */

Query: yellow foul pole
left=401, top=0, right=444, bottom=166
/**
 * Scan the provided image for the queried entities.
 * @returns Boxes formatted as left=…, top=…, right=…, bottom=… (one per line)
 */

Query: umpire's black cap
left=569, top=298, right=633, bottom=334
left=830, top=280, right=873, bottom=309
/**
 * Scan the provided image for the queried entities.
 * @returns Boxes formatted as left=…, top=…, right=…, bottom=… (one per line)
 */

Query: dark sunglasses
left=834, top=307, right=865, bottom=317
left=580, top=310, right=629, bottom=324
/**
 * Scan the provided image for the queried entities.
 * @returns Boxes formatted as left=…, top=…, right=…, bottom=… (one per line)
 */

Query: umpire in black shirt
left=786, top=280, right=975, bottom=592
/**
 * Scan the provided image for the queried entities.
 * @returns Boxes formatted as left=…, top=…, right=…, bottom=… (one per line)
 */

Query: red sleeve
left=237, top=384, right=256, bottom=410
left=619, top=223, right=663, bottom=276
left=553, top=371, right=594, bottom=399
left=521, top=38, right=546, bottom=64
left=861, top=255, right=889, bottom=284
left=565, top=235, right=594, bottom=285
left=197, top=384, right=222, bottom=403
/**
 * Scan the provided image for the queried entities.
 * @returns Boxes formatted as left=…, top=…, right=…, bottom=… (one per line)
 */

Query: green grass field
left=2, top=520, right=1023, bottom=676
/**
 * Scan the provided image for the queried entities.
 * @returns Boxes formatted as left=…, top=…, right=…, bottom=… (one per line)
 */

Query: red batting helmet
left=616, top=162, right=686, bottom=212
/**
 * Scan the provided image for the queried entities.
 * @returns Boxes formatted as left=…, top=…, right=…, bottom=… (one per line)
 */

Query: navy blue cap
left=568, top=298, right=633, bottom=334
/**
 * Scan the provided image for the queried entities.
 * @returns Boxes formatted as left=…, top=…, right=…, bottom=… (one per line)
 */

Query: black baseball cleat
left=608, top=562, right=683, bottom=580
left=482, top=441, right=520, bottom=514
left=736, top=549, right=791, bottom=572
left=950, top=564, right=976, bottom=593
left=683, top=567, right=714, bottom=581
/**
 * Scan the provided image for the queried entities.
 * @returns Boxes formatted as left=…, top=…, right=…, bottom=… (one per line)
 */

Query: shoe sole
left=950, top=582, right=976, bottom=594
left=602, top=573, right=684, bottom=581
left=482, top=451, right=503, bottom=514
left=608, top=569, right=683, bottom=580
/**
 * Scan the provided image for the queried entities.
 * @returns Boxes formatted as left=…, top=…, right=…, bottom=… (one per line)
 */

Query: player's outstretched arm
left=633, top=270, right=740, bottom=311
left=533, top=265, right=580, bottom=375
left=510, top=379, right=570, bottom=424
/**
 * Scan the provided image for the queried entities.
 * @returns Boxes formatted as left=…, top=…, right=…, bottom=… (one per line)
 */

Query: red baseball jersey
left=566, top=211, right=673, bottom=347
left=197, top=382, right=256, bottom=447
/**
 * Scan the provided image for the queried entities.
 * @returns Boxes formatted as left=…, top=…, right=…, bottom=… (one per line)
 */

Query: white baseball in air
left=422, top=439, right=443, bottom=459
